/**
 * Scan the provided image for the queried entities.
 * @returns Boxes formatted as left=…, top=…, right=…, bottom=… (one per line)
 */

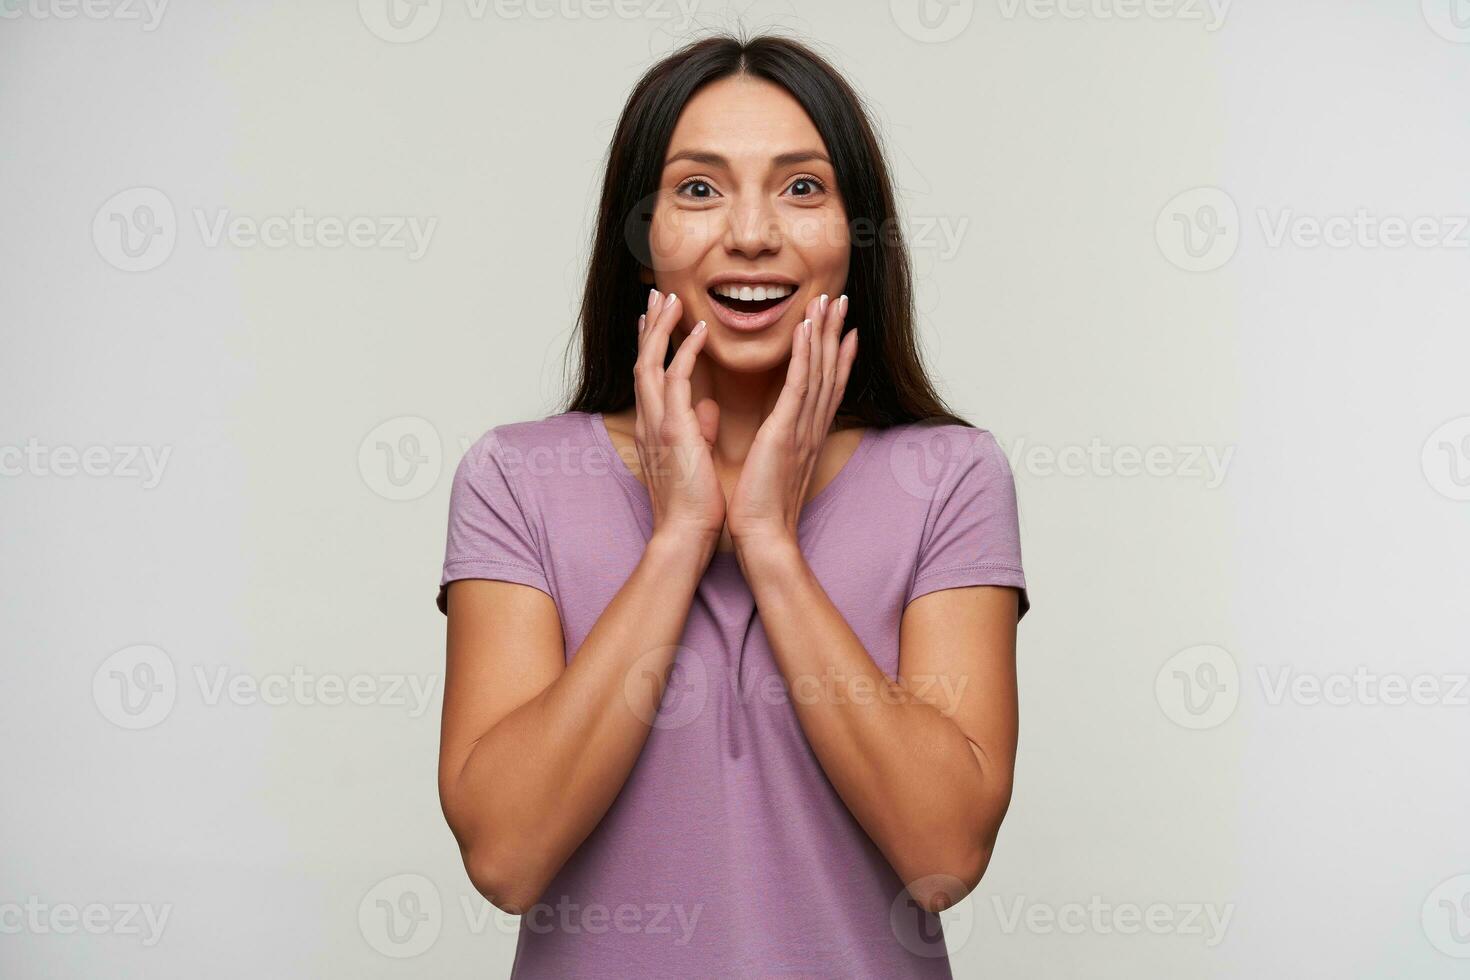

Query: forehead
left=665, top=76, right=825, bottom=165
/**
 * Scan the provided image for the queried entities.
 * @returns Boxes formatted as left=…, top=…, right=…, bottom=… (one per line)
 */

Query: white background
left=3, top=0, right=1468, bottom=976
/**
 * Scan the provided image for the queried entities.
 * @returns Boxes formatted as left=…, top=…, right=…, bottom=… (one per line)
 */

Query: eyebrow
left=663, top=149, right=831, bottom=170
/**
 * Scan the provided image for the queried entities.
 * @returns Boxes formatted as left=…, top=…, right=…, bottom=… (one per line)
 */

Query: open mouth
left=707, top=287, right=791, bottom=316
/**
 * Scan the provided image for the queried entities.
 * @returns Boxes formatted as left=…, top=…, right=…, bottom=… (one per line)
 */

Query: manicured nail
left=802, top=319, right=812, bottom=339
left=693, top=320, right=706, bottom=334
left=819, top=293, right=829, bottom=313
left=665, top=292, right=677, bottom=308
left=838, top=294, right=848, bottom=317
left=638, top=313, right=646, bottom=333
left=648, top=288, right=658, bottom=308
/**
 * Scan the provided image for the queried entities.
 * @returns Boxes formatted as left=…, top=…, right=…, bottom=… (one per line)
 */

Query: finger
left=770, top=316, right=812, bottom=431
left=636, top=290, right=680, bottom=417
left=665, top=320, right=707, bottom=420
left=797, top=294, right=826, bottom=442
left=833, top=323, right=858, bottom=409
left=812, top=292, right=844, bottom=439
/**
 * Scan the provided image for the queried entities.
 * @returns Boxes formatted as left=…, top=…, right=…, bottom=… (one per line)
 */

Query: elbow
left=463, top=844, right=550, bottom=916
left=899, top=833, right=999, bottom=915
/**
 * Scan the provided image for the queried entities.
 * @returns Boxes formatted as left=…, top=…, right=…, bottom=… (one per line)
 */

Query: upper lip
left=706, top=273, right=800, bottom=289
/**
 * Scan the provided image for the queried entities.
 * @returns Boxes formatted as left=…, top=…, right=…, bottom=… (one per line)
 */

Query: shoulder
left=871, top=421, right=1014, bottom=501
left=458, top=411, right=595, bottom=471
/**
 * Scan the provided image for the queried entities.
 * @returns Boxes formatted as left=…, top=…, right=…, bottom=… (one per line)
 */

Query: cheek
left=648, top=208, right=719, bottom=274
left=784, top=211, right=850, bottom=274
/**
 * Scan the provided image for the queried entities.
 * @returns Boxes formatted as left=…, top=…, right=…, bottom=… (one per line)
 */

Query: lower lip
left=705, top=288, right=799, bottom=333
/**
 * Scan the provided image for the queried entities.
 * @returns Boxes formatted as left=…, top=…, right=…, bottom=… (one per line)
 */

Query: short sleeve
left=435, top=429, right=552, bottom=615
left=904, top=428, right=1030, bottom=620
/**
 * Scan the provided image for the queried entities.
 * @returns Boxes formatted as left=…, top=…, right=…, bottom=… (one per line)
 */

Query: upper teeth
left=713, top=283, right=794, bottom=302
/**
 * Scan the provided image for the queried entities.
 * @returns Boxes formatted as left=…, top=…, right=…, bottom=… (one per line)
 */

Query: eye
left=786, top=175, right=827, bottom=198
left=674, top=178, right=718, bottom=200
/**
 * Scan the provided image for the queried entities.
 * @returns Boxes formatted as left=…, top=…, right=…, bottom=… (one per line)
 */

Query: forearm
left=449, top=530, right=714, bottom=910
left=737, top=538, right=1005, bottom=900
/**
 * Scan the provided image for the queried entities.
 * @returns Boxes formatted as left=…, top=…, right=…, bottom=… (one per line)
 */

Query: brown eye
left=788, top=176, right=826, bottom=197
left=675, top=179, right=716, bottom=199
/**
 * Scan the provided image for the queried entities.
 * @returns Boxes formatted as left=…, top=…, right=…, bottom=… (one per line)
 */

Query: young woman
left=435, top=32, right=1029, bottom=979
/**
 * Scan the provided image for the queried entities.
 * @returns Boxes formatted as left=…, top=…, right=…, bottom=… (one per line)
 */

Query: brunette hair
left=560, top=31, right=970, bottom=430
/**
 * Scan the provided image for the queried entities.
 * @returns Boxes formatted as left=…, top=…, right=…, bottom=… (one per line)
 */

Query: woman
left=436, top=32, right=1029, bottom=979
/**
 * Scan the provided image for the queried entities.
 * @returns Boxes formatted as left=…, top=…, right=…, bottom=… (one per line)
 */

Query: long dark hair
left=560, top=31, right=970, bottom=431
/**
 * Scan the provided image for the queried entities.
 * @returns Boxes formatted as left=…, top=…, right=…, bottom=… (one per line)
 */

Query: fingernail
left=819, top=293, right=829, bottom=313
left=648, top=288, right=658, bottom=308
left=802, top=319, right=812, bottom=339
left=638, top=313, right=646, bottom=333
left=693, top=320, right=706, bottom=334
left=838, top=294, right=848, bottom=316
left=665, top=292, right=677, bottom=308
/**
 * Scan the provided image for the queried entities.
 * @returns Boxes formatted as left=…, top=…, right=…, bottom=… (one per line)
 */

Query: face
left=646, top=75, right=850, bottom=372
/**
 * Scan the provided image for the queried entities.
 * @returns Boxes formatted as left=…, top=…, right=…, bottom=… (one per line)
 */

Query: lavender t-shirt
left=437, top=410, right=1028, bottom=979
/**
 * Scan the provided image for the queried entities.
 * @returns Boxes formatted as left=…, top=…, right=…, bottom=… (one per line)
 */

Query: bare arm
left=437, top=289, right=722, bottom=914
left=439, top=529, right=713, bottom=913
left=736, top=539, right=1019, bottom=913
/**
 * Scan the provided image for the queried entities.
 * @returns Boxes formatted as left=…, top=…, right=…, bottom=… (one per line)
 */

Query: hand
left=726, top=292, right=858, bottom=548
left=633, top=288, right=725, bottom=545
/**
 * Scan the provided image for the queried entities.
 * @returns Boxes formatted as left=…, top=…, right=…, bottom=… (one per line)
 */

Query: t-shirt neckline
left=585, top=410, right=877, bottom=548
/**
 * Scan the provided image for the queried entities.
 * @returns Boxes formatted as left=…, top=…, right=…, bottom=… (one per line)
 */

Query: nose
left=722, top=193, right=781, bottom=259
